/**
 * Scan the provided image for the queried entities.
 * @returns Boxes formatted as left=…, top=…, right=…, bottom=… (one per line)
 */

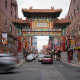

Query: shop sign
left=1, top=33, right=7, bottom=47
left=75, top=47, right=80, bottom=49
left=56, top=43, right=60, bottom=46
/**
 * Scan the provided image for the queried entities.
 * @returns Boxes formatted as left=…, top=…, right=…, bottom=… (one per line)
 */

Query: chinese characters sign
left=36, top=22, right=48, bottom=27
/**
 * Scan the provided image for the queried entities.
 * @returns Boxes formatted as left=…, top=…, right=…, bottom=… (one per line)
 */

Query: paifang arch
left=13, top=7, right=71, bottom=52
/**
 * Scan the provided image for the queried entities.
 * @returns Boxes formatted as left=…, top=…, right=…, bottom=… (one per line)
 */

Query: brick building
left=66, top=0, right=80, bottom=61
left=0, top=0, right=18, bottom=54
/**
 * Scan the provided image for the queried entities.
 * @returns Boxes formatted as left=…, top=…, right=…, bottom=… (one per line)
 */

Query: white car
left=27, top=54, right=35, bottom=61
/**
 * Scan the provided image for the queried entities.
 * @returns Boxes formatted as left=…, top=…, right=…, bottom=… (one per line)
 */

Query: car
left=34, top=54, right=38, bottom=58
left=0, top=53, right=17, bottom=73
left=41, top=55, right=53, bottom=64
left=27, top=54, right=35, bottom=61
left=38, top=54, right=45, bottom=62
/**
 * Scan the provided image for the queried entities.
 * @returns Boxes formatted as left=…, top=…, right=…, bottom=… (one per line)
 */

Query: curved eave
left=13, top=20, right=30, bottom=24
left=22, top=9, right=62, bottom=18
left=54, top=19, right=71, bottom=28
left=13, top=20, right=30, bottom=28
left=55, top=23, right=71, bottom=29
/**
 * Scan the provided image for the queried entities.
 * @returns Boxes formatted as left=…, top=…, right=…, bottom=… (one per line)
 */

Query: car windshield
left=39, top=54, right=45, bottom=57
left=44, top=56, right=51, bottom=58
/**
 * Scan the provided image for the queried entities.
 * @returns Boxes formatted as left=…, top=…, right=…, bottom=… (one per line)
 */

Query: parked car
left=0, top=53, right=17, bottom=73
left=42, top=55, right=53, bottom=64
left=27, top=54, right=35, bottom=61
left=38, top=54, right=45, bottom=62
left=34, top=54, right=38, bottom=59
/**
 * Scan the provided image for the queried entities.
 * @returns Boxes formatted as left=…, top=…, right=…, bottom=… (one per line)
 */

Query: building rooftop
left=22, top=7, right=62, bottom=13
left=13, top=18, right=30, bottom=24
left=22, top=7, right=62, bottom=18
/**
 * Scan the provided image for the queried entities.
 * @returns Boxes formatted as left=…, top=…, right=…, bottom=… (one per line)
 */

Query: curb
left=62, top=61, right=80, bottom=67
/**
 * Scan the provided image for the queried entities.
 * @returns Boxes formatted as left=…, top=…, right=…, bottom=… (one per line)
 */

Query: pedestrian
left=22, top=48, right=26, bottom=60
left=55, top=55, right=57, bottom=60
left=25, top=48, right=28, bottom=56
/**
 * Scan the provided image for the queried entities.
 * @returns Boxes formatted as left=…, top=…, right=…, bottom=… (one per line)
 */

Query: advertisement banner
left=1, top=33, right=7, bottom=47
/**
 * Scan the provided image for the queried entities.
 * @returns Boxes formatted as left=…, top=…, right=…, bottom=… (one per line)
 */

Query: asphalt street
left=0, top=58, right=80, bottom=80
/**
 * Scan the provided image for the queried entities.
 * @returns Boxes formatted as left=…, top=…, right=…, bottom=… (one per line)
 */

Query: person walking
left=22, top=48, right=26, bottom=61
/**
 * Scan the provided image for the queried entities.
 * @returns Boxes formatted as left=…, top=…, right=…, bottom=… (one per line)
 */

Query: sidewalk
left=16, top=59, right=25, bottom=68
left=62, top=61, right=80, bottom=67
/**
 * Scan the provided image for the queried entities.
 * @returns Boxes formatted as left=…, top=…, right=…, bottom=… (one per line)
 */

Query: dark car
left=0, top=53, right=17, bottom=73
left=42, top=55, right=53, bottom=64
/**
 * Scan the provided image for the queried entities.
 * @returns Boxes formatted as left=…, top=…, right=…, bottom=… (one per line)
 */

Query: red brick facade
left=0, top=0, right=18, bottom=54
left=66, top=0, right=80, bottom=61
left=0, top=0, right=18, bottom=20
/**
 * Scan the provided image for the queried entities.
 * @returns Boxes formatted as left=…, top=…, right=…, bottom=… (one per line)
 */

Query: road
left=0, top=58, right=80, bottom=80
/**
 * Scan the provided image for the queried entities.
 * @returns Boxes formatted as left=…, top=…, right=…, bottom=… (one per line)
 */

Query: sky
left=16, top=0, right=71, bottom=52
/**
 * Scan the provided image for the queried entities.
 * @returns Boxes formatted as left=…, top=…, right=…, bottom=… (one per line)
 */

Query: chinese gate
left=13, top=7, right=71, bottom=52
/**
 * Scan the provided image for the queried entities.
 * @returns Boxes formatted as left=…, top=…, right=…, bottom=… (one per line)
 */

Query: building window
left=74, top=24, right=76, bottom=32
left=11, top=10, right=12, bottom=16
left=10, top=25, right=12, bottom=32
left=11, top=0, right=12, bottom=3
left=72, top=27, right=73, bottom=34
left=15, top=6, right=16, bottom=13
left=74, top=24, right=77, bottom=36
left=68, top=16, right=70, bottom=20
left=74, top=9, right=76, bottom=17
left=8, top=42, right=12, bottom=48
left=71, top=13, right=73, bottom=20
left=78, top=23, right=80, bottom=31
left=77, top=5, right=79, bottom=14
left=78, top=22, right=80, bottom=35
left=5, top=0, right=7, bottom=9
left=73, top=0, right=75, bottom=3
left=15, top=15, right=16, bottom=20
left=5, top=19, right=7, bottom=27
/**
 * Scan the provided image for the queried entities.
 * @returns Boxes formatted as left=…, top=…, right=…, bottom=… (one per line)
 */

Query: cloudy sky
left=16, top=0, right=71, bottom=52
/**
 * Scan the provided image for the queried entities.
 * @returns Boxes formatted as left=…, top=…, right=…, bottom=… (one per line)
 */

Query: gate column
left=62, top=28, right=66, bottom=52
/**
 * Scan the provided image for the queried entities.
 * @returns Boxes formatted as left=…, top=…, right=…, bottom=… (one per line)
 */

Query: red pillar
left=17, top=36, right=22, bottom=52
left=1, top=50, right=3, bottom=53
left=62, top=36, right=65, bottom=52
